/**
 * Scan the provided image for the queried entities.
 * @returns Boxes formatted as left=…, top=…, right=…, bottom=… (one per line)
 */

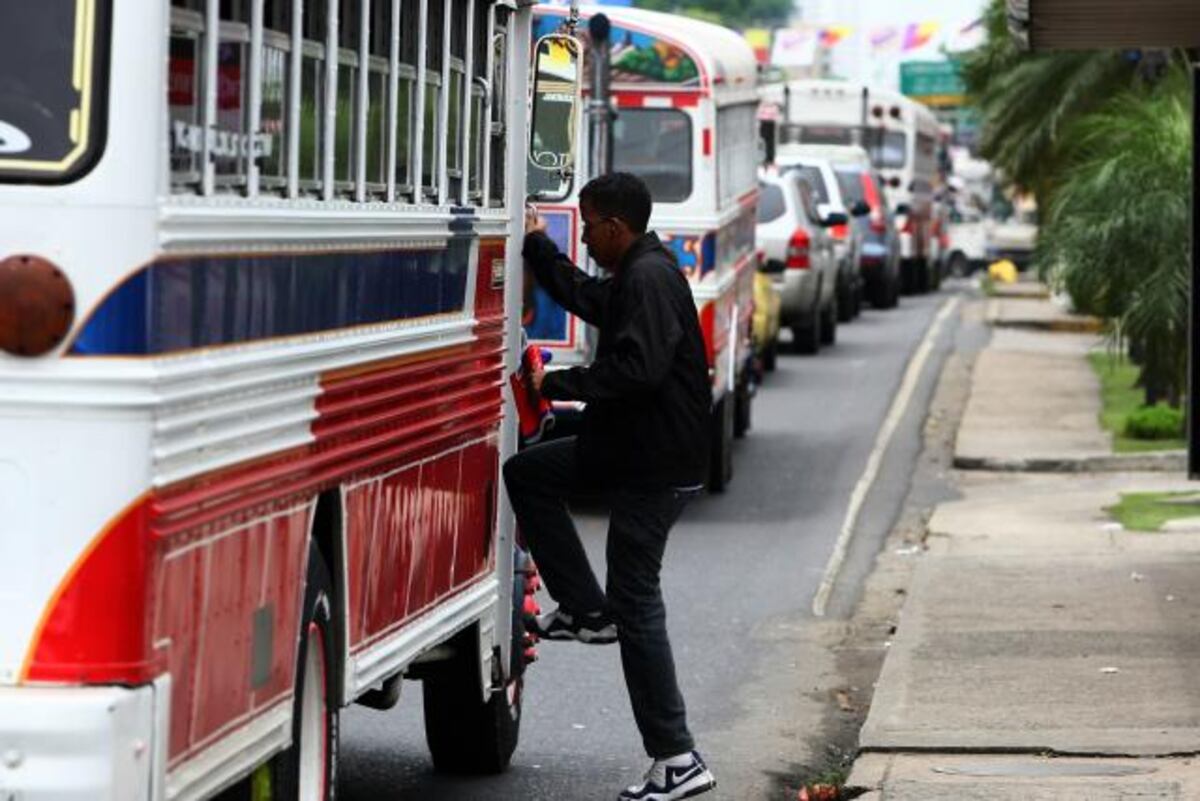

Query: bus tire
left=708, top=395, right=734, bottom=493
left=274, top=544, right=339, bottom=801
left=423, top=595, right=524, bottom=774
left=734, top=379, right=752, bottom=439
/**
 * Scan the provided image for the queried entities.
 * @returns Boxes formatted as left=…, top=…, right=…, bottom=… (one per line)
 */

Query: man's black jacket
left=522, top=230, right=711, bottom=489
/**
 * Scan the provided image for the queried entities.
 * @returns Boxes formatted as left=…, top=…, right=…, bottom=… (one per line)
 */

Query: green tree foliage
left=1041, top=68, right=1192, bottom=406
left=634, top=0, right=793, bottom=30
left=958, top=0, right=1138, bottom=204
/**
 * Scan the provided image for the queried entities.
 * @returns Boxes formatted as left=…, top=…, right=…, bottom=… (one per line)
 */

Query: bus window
left=447, top=0, right=468, bottom=201
left=0, top=0, right=110, bottom=184
left=717, top=103, right=757, bottom=207
left=299, top=2, right=329, bottom=191
left=334, top=0, right=362, bottom=195
left=169, top=3, right=206, bottom=189
left=613, top=109, right=691, bottom=203
left=213, top=1, right=251, bottom=188
left=467, top=0, right=489, bottom=204
left=398, top=0, right=419, bottom=198
left=488, top=8, right=509, bottom=206
left=422, top=0, right=445, bottom=199
left=866, top=130, right=906, bottom=169
left=258, top=1, right=292, bottom=193
left=782, top=124, right=853, bottom=147
left=365, top=0, right=393, bottom=195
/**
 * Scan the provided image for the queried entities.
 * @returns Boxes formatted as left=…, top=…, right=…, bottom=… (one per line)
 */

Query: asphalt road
left=337, top=287, right=961, bottom=801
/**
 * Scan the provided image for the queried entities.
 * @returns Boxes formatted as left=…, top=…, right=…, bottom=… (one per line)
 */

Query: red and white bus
left=525, top=5, right=760, bottom=491
left=0, top=1, right=578, bottom=799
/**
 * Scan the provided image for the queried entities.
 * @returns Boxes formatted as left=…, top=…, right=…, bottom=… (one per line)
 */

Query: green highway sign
left=900, top=60, right=966, bottom=106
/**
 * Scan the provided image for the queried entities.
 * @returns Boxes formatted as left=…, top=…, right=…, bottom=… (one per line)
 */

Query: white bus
left=527, top=4, right=760, bottom=489
left=763, top=79, right=942, bottom=293
left=0, top=1, right=578, bottom=799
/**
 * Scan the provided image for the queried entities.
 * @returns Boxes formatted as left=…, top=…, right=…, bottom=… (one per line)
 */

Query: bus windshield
left=0, top=0, right=108, bottom=183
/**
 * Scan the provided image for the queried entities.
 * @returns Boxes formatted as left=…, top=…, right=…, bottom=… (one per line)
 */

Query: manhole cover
left=932, top=762, right=1156, bottom=778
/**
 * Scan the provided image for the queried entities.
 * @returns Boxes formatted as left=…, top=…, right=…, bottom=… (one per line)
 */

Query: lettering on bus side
left=171, top=120, right=274, bottom=160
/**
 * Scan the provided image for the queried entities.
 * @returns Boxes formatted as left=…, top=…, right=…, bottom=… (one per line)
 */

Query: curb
left=990, top=318, right=1104, bottom=334
left=953, top=451, right=1186, bottom=473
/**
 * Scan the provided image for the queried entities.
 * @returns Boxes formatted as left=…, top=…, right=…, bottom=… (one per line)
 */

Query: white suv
left=755, top=169, right=844, bottom=354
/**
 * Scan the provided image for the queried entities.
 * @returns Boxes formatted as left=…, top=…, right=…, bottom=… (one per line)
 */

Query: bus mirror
left=528, top=34, right=582, bottom=202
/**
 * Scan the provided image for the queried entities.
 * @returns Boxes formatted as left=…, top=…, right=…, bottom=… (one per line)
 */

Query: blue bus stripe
left=70, top=243, right=472, bottom=356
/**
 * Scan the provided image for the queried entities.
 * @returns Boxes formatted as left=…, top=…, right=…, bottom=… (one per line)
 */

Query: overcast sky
left=800, top=0, right=987, bottom=26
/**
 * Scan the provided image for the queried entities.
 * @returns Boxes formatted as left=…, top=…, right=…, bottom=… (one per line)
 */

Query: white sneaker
left=618, top=751, right=716, bottom=801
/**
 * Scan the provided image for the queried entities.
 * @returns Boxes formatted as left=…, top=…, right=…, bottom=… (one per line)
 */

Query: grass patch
left=979, top=274, right=996, bottom=296
left=1087, top=351, right=1186, bottom=453
left=1107, top=491, right=1200, bottom=532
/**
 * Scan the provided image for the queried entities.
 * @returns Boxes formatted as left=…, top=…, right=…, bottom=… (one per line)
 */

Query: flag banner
left=944, top=18, right=985, bottom=51
left=869, top=25, right=899, bottom=52
left=818, top=25, right=853, bottom=49
left=744, top=28, right=772, bottom=64
left=771, top=26, right=819, bottom=67
left=902, top=21, right=941, bottom=52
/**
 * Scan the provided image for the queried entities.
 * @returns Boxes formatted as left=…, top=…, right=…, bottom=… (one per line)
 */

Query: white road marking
left=812, top=297, right=961, bottom=617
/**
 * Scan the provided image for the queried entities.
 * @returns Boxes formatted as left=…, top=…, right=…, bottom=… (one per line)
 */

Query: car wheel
left=763, top=337, right=778, bottom=372
left=820, top=297, right=837, bottom=345
left=836, top=275, right=855, bottom=323
left=949, top=252, right=969, bottom=278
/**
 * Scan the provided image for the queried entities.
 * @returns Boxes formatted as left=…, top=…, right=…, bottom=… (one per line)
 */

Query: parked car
left=774, top=145, right=863, bottom=323
left=753, top=251, right=783, bottom=373
left=756, top=170, right=844, bottom=354
left=834, top=165, right=901, bottom=308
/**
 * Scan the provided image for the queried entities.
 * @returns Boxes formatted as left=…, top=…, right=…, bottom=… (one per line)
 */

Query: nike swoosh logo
left=668, top=764, right=705, bottom=785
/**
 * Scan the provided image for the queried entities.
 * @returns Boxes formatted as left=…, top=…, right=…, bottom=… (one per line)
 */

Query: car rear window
left=835, top=169, right=865, bottom=205
left=757, top=182, right=786, bottom=223
left=786, top=164, right=829, bottom=204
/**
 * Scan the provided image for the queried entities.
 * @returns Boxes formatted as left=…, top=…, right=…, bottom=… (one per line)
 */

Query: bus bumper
left=0, top=684, right=157, bottom=801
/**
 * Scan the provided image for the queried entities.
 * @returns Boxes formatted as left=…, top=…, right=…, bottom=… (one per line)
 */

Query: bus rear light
left=786, top=230, right=811, bottom=269
left=870, top=213, right=887, bottom=234
left=0, top=255, right=75, bottom=357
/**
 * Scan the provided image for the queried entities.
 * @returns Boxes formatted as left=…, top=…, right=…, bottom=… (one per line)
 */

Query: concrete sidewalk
left=846, top=293, right=1200, bottom=799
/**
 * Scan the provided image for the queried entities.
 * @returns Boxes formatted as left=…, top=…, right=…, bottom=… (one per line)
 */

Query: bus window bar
left=479, top=3, right=495, bottom=206
left=437, top=0, right=452, bottom=205
left=412, top=0, right=427, bottom=205
left=248, top=0, right=264, bottom=196
left=355, top=0, right=371, bottom=202
left=459, top=0, right=475, bottom=206
left=287, top=0, right=302, bottom=197
left=202, top=0, right=219, bottom=195
left=323, top=0, right=340, bottom=201
left=386, top=0, right=400, bottom=201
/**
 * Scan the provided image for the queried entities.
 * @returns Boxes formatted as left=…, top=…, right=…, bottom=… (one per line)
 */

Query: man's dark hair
left=579, top=172, right=652, bottom=234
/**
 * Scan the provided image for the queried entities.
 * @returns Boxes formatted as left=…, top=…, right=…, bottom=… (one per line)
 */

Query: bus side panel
left=156, top=504, right=311, bottom=765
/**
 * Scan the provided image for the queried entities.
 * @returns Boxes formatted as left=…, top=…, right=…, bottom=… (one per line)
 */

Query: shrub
left=1124, top=405, right=1185, bottom=441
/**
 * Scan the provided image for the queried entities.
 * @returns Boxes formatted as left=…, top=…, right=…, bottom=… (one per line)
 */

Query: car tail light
left=829, top=224, right=848, bottom=241
left=786, top=229, right=811, bottom=269
left=898, top=215, right=915, bottom=235
left=0, top=254, right=75, bottom=357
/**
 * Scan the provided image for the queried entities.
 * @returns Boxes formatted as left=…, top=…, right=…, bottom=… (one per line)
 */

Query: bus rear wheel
left=274, top=545, right=339, bottom=801
left=423, top=563, right=527, bottom=775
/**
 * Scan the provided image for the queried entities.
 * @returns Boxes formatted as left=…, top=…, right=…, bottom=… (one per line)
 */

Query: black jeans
left=503, top=436, right=695, bottom=759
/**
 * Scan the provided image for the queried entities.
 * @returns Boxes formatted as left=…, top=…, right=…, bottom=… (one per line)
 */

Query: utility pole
left=1189, top=50, right=1199, bottom=476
